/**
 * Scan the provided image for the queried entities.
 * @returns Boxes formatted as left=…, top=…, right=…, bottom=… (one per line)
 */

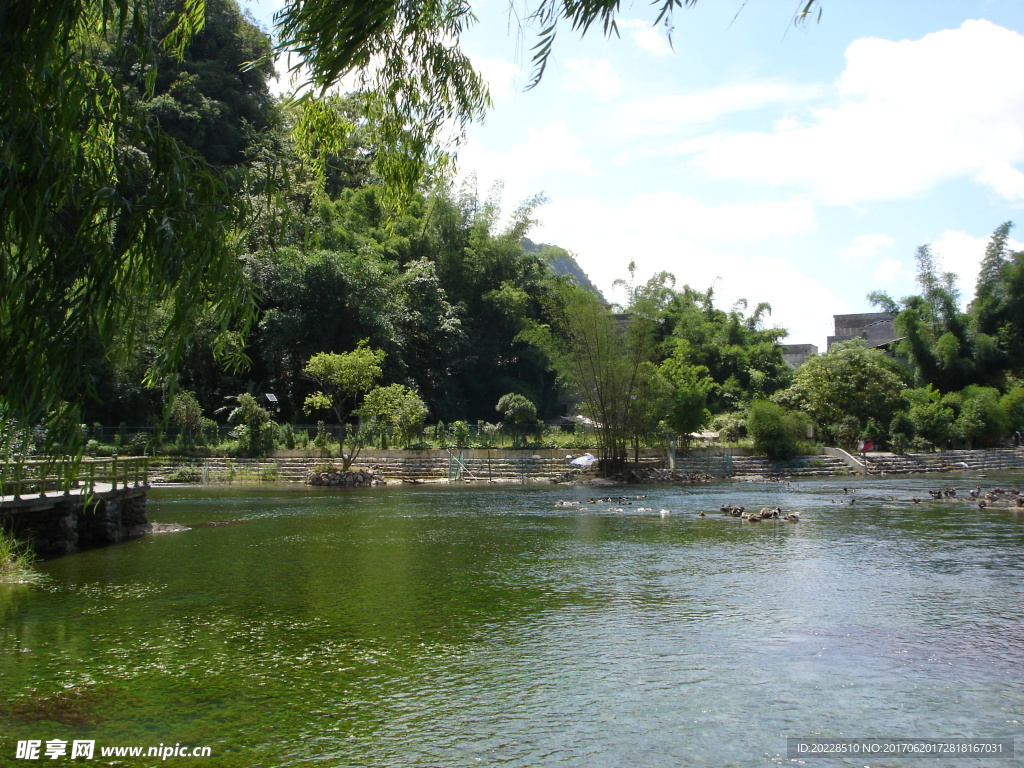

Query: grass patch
left=0, top=529, right=40, bottom=584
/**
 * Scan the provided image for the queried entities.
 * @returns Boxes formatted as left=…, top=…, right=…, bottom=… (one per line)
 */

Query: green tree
left=169, top=390, right=212, bottom=450
left=138, top=0, right=276, bottom=166
left=360, top=384, right=428, bottom=448
left=3, top=0, right=824, bottom=460
left=904, top=388, right=955, bottom=450
left=496, top=392, right=538, bottom=447
left=661, top=286, right=791, bottom=414
left=224, top=392, right=276, bottom=455
left=778, top=340, right=910, bottom=443
left=955, top=386, right=1009, bottom=448
left=303, top=344, right=385, bottom=424
left=302, top=343, right=384, bottom=468
left=625, top=363, right=674, bottom=461
left=0, top=0, right=257, bottom=456
left=870, top=228, right=1019, bottom=391
left=1001, top=386, right=1024, bottom=433
left=660, top=340, right=714, bottom=444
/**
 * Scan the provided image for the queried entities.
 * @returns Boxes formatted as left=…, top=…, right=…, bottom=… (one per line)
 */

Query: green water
left=2, top=476, right=1024, bottom=767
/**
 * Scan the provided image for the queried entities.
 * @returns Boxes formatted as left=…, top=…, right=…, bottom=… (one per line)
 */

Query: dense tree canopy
left=3, top=0, right=853, bottom=467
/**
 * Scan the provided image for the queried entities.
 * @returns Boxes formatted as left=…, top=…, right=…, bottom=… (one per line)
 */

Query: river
left=2, top=475, right=1023, bottom=767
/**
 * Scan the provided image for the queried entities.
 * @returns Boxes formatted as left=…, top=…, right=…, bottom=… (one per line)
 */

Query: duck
left=969, top=486, right=981, bottom=498
left=697, top=511, right=706, bottom=517
left=659, top=508, right=671, bottom=517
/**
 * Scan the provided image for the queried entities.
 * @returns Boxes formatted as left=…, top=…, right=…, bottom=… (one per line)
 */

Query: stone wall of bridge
left=1, top=489, right=148, bottom=557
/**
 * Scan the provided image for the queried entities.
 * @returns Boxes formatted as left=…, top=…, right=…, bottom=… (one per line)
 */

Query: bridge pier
left=2, top=488, right=149, bottom=557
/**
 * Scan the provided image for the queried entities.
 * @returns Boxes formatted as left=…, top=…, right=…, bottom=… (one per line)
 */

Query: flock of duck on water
left=552, top=495, right=800, bottom=521
left=551, top=483, right=1024, bottom=521
left=907, top=484, right=1024, bottom=509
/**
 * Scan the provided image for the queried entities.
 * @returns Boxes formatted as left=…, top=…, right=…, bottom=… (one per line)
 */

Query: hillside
left=522, top=238, right=606, bottom=301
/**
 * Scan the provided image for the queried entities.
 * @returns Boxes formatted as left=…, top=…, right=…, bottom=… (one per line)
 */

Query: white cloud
left=469, top=54, right=523, bottom=105
left=618, top=192, right=816, bottom=240
left=561, top=58, right=622, bottom=101
left=531, top=194, right=835, bottom=346
left=687, top=20, right=1024, bottom=204
left=614, top=81, right=823, bottom=140
left=458, top=120, right=595, bottom=203
left=873, top=257, right=913, bottom=288
left=975, top=163, right=1024, bottom=202
left=838, top=233, right=895, bottom=263
left=618, top=19, right=674, bottom=56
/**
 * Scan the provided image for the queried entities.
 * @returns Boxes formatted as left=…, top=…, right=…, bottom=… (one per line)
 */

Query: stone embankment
left=148, top=448, right=1024, bottom=486
left=150, top=452, right=621, bottom=485
left=670, top=453, right=855, bottom=479
left=865, top=449, right=1024, bottom=475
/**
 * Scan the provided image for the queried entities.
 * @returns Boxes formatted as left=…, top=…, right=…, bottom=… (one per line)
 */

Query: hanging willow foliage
left=275, top=0, right=492, bottom=212
left=0, top=0, right=255, bottom=455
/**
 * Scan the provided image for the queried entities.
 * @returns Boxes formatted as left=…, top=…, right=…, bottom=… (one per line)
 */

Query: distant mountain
left=522, top=238, right=606, bottom=301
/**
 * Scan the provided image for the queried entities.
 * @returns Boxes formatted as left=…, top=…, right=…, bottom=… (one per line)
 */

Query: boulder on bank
left=305, top=466, right=386, bottom=487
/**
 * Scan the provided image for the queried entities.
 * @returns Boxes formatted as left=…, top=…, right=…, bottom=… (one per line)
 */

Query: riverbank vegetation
left=0, top=530, right=39, bottom=584
left=3, top=0, right=1024, bottom=473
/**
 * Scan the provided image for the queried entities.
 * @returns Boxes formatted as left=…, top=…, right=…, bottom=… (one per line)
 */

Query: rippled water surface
left=3, top=475, right=1024, bottom=767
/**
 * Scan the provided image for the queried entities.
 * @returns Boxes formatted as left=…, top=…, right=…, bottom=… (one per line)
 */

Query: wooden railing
left=0, top=456, right=149, bottom=501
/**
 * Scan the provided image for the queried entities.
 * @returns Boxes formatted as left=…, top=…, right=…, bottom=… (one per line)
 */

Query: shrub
left=281, top=423, right=296, bottom=450
left=167, top=466, right=202, bottom=483
left=747, top=400, right=808, bottom=461
left=450, top=420, right=470, bottom=448
left=124, top=432, right=149, bottom=455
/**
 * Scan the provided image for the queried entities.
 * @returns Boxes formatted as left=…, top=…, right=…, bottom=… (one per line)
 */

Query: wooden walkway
left=1, top=457, right=149, bottom=513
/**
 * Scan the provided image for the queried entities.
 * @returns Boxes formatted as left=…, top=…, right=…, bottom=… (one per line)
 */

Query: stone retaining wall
left=2, top=490, right=148, bottom=557
left=148, top=448, right=1024, bottom=486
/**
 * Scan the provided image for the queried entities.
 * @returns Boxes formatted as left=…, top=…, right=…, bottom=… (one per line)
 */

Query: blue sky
left=245, top=0, right=1024, bottom=350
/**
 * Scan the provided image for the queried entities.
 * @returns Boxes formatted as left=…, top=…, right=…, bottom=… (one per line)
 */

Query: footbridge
left=1, top=457, right=150, bottom=555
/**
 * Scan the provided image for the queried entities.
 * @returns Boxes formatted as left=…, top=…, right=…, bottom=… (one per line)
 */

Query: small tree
left=169, top=390, right=213, bottom=451
left=496, top=393, right=537, bottom=447
left=360, top=384, right=428, bottom=449
left=660, top=340, right=715, bottom=446
left=302, top=342, right=384, bottom=469
left=225, top=393, right=276, bottom=456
